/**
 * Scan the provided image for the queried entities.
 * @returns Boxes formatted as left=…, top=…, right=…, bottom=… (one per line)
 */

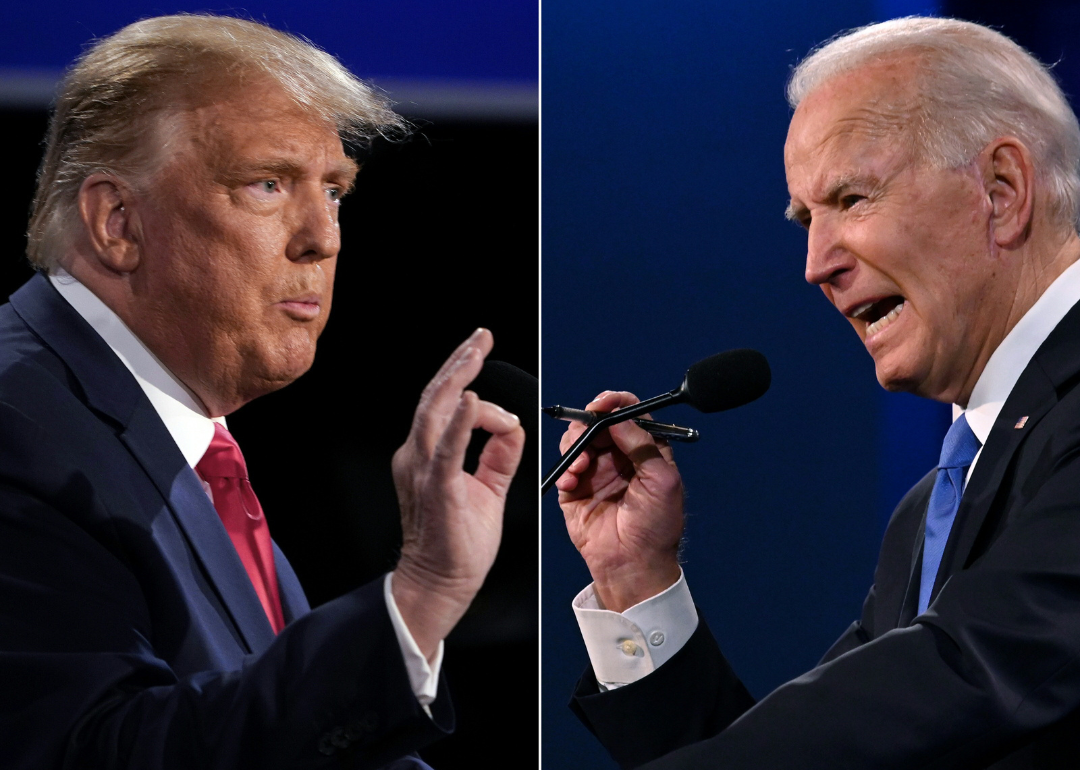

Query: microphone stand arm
left=541, top=388, right=684, bottom=496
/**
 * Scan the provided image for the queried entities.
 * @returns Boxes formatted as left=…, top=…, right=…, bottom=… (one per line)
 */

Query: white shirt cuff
left=383, top=572, right=443, bottom=711
left=572, top=569, right=698, bottom=689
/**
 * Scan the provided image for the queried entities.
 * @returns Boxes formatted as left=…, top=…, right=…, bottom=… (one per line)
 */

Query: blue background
left=544, top=0, right=1080, bottom=764
left=0, top=2, right=536, bottom=82
left=537, top=0, right=1021, bottom=766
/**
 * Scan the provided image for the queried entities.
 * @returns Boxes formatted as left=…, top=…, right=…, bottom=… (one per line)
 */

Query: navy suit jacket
left=573, top=298, right=1080, bottom=769
left=0, top=274, right=451, bottom=769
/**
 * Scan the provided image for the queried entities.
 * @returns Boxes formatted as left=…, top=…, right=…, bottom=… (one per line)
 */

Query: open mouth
left=851, top=296, right=905, bottom=337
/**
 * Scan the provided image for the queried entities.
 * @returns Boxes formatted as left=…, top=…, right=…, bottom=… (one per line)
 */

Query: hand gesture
left=390, top=329, right=526, bottom=659
left=557, top=391, right=684, bottom=612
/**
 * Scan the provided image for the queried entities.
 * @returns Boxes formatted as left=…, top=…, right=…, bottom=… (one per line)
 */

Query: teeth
left=850, top=301, right=874, bottom=320
left=866, top=301, right=905, bottom=337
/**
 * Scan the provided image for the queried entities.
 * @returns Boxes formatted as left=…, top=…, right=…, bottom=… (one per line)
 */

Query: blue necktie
left=918, top=413, right=981, bottom=615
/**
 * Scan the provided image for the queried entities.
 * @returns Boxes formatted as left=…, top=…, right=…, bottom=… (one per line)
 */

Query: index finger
left=410, top=328, right=494, bottom=449
left=589, top=391, right=674, bottom=468
left=427, top=327, right=493, bottom=386
left=587, top=390, right=646, bottom=417
left=557, top=389, right=646, bottom=454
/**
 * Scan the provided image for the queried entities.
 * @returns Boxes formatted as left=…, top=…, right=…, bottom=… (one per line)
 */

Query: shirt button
left=649, top=631, right=665, bottom=646
left=619, top=639, right=640, bottom=656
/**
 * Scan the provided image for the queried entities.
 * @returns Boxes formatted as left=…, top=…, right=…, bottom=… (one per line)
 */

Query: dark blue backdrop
left=0, top=1, right=536, bottom=82
left=543, top=0, right=1080, bottom=765
left=539, top=0, right=980, bottom=767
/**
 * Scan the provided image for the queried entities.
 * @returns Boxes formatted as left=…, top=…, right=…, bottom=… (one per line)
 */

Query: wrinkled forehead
left=785, top=64, right=919, bottom=168
left=137, top=78, right=352, bottom=179
left=784, top=66, right=925, bottom=204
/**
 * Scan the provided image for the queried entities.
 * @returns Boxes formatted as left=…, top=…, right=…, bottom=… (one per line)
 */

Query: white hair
left=29, top=14, right=408, bottom=271
left=788, top=17, right=1080, bottom=230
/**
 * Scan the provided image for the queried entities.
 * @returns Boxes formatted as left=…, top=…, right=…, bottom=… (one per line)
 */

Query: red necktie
left=196, top=423, right=285, bottom=634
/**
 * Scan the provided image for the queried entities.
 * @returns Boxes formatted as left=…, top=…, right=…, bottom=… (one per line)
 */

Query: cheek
left=322, top=259, right=337, bottom=307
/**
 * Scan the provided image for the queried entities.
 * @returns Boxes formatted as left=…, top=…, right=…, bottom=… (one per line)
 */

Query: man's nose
left=803, top=217, right=855, bottom=287
left=286, top=185, right=340, bottom=263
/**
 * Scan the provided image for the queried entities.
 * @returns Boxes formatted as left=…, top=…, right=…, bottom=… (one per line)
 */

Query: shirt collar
left=959, top=256, right=1080, bottom=444
left=48, top=270, right=223, bottom=468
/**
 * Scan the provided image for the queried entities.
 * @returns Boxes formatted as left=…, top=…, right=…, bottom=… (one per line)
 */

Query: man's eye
left=840, top=194, right=865, bottom=209
left=326, top=187, right=344, bottom=203
left=248, top=179, right=280, bottom=197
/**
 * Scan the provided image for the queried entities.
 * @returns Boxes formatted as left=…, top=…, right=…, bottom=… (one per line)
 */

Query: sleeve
left=571, top=616, right=756, bottom=769
left=0, top=479, right=453, bottom=770
left=573, top=570, right=699, bottom=688
left=384, top=572, right=444, bottom=708
left=629, top=445, right=1080, bottom=769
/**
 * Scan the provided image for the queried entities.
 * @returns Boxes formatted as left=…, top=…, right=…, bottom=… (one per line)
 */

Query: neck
left=953, top=226, right=1080, bottom=408
left=59, top=252, right=236, bottom=416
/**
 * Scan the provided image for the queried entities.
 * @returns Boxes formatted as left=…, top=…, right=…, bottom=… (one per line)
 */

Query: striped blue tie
left=918, top=413, right=981, bottom=615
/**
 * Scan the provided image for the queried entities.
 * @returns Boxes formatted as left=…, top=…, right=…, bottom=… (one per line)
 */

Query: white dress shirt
left=48, top=270, right=441, bottom=707
left=576, top=257, right=1080, bottom=690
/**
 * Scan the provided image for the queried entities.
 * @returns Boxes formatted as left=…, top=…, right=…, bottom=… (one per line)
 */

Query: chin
left=873, top=355, right=925, bottom=395
left=247, top=343, right=318, bottom=396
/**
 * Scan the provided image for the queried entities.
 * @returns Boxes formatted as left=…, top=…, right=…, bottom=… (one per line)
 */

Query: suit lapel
left=929, top=299, right=1080, bottom=605
left=10, top=274, right=276, bottom=653
left=120, top=400, right=277, bottom=652
left=897, top=508, right=927, bottom=628
left=274, top=542, right=311, bottom=623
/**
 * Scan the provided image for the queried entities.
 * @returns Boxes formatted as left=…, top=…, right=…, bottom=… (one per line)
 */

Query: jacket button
left=330, top=727, right=349, bottom=748
left=317, top=734, right=335, bottom=756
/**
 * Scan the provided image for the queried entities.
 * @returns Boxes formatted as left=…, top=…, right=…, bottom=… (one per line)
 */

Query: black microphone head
left=681, top=349, right=770, bottom=413
left=469, top=360, right=538, bottom=423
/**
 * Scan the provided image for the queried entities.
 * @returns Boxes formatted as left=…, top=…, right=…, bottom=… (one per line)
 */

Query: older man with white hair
left=0, top=14, right=524, bottom=770
left=557, top=17, right=1080, bottom=769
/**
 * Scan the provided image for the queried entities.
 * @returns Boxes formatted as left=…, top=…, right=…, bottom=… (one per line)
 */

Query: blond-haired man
left=0, top=15, right=523, bottom=769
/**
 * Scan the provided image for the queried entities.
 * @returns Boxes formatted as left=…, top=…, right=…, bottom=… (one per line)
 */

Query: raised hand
left=390, top=329, right=526, bottom=659
left=557, top=391, right=684, bottom=612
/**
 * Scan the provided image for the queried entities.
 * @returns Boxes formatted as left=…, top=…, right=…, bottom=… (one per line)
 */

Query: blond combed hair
left=28, top=14, right=407, bottom=270
left=788, top=17, right=1080, bottom=231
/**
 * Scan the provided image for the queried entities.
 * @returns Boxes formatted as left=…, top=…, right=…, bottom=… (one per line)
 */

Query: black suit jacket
left=574, top=298, right=1080, bottom=769
left=0, top=274, right=451, bottom=769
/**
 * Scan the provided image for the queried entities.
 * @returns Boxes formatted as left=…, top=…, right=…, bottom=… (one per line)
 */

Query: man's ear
left=981, top=137, right=1035, bottom=249
left=77, top=174, right=141, bottom=274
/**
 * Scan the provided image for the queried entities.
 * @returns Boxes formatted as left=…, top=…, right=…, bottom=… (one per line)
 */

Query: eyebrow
left=784, top=172, right=876, bottom=223
left=226, top=157, right=360, bottom=187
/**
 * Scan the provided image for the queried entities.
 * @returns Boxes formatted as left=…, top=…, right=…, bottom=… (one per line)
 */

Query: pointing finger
left=428, top=328, right=492, bottom=385
left=412, top=330, right=494, bottom=453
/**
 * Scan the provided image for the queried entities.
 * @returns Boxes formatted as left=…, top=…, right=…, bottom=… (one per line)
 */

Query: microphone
left=541, top=349, right=771, bottom=495
left=470, top=360, right=538, bottom=421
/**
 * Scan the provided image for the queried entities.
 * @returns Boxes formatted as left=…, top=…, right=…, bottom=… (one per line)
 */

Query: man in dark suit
left=556, top=17, right=1080, bottom=768
left=0, top=14, right=525, bottom=769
